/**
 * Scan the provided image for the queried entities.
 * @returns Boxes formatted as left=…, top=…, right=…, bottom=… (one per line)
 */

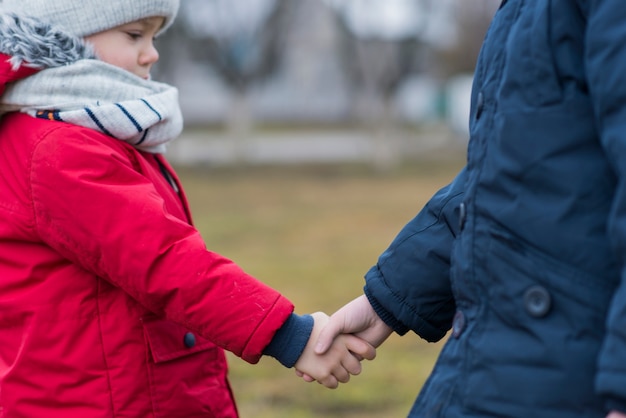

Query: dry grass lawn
left=175, top=154, right=464, bottom=417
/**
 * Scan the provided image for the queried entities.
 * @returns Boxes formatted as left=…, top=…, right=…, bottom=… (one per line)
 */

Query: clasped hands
left=293, top=295, right=393, bottom=389
left=294, top=299, right=626, bottom=418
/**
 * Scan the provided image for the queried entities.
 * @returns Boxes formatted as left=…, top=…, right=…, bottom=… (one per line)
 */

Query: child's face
left=84, top=16, right=165, bottom=79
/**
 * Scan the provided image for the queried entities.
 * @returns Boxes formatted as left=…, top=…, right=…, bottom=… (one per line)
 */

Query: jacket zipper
left=155, top=155, right=180, bottom=194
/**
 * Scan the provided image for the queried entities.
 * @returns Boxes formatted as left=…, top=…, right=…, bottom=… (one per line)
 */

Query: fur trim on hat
left=0, top=13, right=94, bottom=70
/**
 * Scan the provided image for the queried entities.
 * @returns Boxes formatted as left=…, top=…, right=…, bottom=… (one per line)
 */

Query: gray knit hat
left=0, top=0, right=179, bottom=37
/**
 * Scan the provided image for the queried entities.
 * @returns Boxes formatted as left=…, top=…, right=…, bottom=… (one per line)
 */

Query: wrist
left=364, top=286, right=408, bottom=335
left=262, top=313, right=314, bottom=368
left=605, top=397, right=626, bottom=417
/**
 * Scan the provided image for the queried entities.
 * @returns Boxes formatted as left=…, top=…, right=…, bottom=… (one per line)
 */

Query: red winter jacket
left=0, top=58, right=294, bottom=417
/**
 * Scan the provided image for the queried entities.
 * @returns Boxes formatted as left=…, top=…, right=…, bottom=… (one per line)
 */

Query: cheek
left=98, top=49, right=134, bottom=72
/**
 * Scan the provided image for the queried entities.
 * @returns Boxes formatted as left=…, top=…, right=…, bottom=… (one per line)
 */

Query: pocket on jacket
left=142, top=315, right=237, bottom=418
left=462, top=228, right=612, bottom=416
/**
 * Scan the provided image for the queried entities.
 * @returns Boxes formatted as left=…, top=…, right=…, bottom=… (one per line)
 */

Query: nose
left=140, top=43, right=160, bottom=67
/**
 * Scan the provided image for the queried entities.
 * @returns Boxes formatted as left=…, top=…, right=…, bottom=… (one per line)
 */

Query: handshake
left=293, top=295, right=393, bottom=389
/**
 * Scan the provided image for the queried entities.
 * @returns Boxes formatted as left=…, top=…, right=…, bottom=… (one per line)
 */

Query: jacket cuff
left=263, top=313, right=314, bottom=368
left=605, top=397, right=626, bottom=416
left=364, top=286, right=409, bottom=335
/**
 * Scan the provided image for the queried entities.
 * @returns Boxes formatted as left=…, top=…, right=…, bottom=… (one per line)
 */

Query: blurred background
left=153, top=1, right=500, bottom=416
left=154, top=0, right=500, bottom=168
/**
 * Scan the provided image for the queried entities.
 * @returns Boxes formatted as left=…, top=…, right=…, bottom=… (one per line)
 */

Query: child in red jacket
left=0, top=1, right=374, bottom=416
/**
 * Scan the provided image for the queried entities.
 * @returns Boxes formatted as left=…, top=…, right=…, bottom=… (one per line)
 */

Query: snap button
left=183, top=332, right=196, bottom=348
left=523, top=286, right=551, bottom=318
left=475, top=92, right=484, bottom=120
left=452, top=310, right=466, bottom=338
left=458, top=202, right=466, bottom=231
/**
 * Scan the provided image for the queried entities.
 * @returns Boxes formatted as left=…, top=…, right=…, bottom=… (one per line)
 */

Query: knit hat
left=0, top=0, right=180, bottom=37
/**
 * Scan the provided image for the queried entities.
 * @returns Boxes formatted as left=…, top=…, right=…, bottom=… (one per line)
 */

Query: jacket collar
left=0, top=53, right=38, bottom=95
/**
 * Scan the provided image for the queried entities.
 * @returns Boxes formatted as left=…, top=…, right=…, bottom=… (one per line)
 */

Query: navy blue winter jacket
left=364, top=1, right=626, bottom=416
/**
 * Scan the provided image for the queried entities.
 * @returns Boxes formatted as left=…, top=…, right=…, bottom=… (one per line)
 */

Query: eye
left=126, top=31, right=143, bottom=40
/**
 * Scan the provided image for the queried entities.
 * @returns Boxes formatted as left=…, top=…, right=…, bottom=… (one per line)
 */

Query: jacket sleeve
left=585, top=0, right=626, bottom=412
left=28, top=126, right=293, bottom=364
left=364, top=167, right=466, bottom=342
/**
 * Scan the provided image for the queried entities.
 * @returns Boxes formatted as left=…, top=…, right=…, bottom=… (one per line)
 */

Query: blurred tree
left=150, top=0, right=501, bottom=167
left=323, top=0, right=437, bottom=169
left=433, top=0, right=500, bottom=79
left=157, top=0, right=294, bottom=162
left=179, top=0, right=291, bottom=90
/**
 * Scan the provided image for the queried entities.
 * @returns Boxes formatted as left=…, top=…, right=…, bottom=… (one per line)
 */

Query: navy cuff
left=605, top=396, right=626, bottom=415
left=263, top=313, right=314, bottom=368
left=364, top=285, right=409, bottom=335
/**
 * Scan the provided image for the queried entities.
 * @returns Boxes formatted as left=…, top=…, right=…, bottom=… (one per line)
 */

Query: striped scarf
left=0, top=59, right=183, bottom=154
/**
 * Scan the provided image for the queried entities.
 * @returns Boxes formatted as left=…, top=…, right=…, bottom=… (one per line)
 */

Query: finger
left=317, top=374, right=339, bottom=389
left=334, top=371, right=351, bottom=384
left=341, top=351, right=363, bottom=376
left=331, top=366, right=351, bottom=384
left=295, top=368, right=317, bottom=382
left=344, top=335, right=377, bottom=361
left=295, top=371, right=315, bottom=382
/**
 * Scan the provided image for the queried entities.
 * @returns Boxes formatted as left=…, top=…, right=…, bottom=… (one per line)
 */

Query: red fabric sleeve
left=29, top=124, right=293, bottom=363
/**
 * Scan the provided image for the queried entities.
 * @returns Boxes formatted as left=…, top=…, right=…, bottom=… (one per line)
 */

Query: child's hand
left=316, top=295, right=394, bottom=354
left=294, top=312, right=376, bottom=389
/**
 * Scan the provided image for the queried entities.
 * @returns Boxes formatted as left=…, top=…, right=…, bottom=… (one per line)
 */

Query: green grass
left=175, top=157, right=464, bottom=417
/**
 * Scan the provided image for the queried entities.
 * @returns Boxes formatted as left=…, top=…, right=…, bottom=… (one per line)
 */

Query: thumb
left=314, top=315, right=344, bottom=355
